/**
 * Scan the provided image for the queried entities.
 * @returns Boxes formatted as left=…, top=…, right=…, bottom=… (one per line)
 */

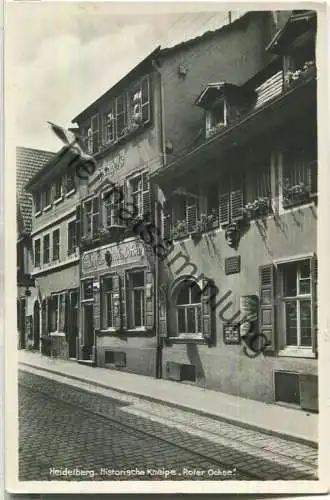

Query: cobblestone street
left=18, top=369, right=318, bottom=482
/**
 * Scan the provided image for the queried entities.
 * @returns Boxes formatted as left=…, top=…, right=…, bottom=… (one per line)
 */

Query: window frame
left=54, top=177, right=63, bottom=202
left=34, top=192, right=42, bottom=214
left=127, top=269, right=146, bottom=330
left=43, top=234, right=50, bottom=264
left=67, top=220, right=77, bottom=256
left=34, top=238, right=41, bottom=267
left=127, top=75, right=151, bottom=127
left=205, top=98, right=227, bottom=138
left=52, top=228, right=60, bottom=261
left=103, top=105, right=116, bottom=145
left=49, top=291, right=67, bottom=333
left=81, top=278, right=94, bottom=303
left=101, top=275, right=115, bottom=330
left=175, top=279, right=202, bottom=337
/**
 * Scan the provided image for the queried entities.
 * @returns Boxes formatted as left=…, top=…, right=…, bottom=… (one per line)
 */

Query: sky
left=6, top=2, right=246, bottom=153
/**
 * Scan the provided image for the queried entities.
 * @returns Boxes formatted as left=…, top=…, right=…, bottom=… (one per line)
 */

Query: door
left=68, top=291, right=79, bottom=358
left=83, top=303, right=94, bottom=347
left=33, top=301, right=40, bottom=349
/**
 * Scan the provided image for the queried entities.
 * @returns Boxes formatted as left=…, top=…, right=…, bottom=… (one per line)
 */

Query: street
left=18, top=370, right=317, bottom=482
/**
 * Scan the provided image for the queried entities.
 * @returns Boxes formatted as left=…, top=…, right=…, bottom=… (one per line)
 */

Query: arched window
left=175, top=279, right=202, bottom=335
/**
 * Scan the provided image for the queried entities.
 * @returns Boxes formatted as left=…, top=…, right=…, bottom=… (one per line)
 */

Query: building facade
left=26, top=147, right=81, bottom=359
left=17, top=147, right=55, bottom=350
left=153, top=10, right=318, bottom=410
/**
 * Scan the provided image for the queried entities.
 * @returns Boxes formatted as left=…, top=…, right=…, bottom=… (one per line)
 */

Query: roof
left=16, top=147, right=56, bottom=234
left=266, top=10, right=316, bottom=54
left=71, top=12, right=262, bottom=124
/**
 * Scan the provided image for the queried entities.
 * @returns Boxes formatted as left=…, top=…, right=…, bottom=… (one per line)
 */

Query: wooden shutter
left=112, top=273, right=122, bottom=330
left=311, top=255, right=318, bottom=355
left=46, top=296, right=52, bottom=334
left=259, top=264, right=276, bottom=352
left=76, top=205, right=81, bottom=244
left=201, top=277, right=214, bottom=341
left=186, top=202, right=198, bottom=233
left=142, top=173, right=151, bottom=223
left=92, top=196, right=100, bottom=238
left=219, top=192, right=230, bottom=226
left=144, top=270, right=154, bottom=331
left=231, top=189, right=244, bottom=221
left=162, top=201, right=172, bottom=242
left=159, top=285, right=168, bottom=338
left=64, top=293, right=69, bottom=337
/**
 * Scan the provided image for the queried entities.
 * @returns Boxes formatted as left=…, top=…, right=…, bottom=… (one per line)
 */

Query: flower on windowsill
left=282, top=182, right=311, bottom=206
left=172, top=220, right=188, bottom=239
left=243, top=197, right=271, bottom=219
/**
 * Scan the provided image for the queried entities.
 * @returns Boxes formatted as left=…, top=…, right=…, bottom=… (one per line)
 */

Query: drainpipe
left=152, top=58, right=166, bottom=379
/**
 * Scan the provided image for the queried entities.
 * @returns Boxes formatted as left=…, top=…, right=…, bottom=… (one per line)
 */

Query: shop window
left=127, top=76, right=150, bottom=127
left=282, top=141, right=317, bottom=208
left=102, top=277, right=114, bottom=329
left=68, top=220, right=77, bottom=255
left=116, top=94, right=127, bottom=139
left=54, top=178, right=62, bottom=200
left=280, top=259, right=313, bottom=347
left=219, top=174, right=245, bottom=226
left=52, top=229, right=60, bottom=261
left=43, top=234, right=50, bottom=264
left=176, top=280, right=202, bottom=335
left=82, top=279, right=93, bottom=301
left=128, top=271, right=145, bottom=328
left=103, top=106, right=116, bottom=145
left=34, top=239, right=41, bottom=267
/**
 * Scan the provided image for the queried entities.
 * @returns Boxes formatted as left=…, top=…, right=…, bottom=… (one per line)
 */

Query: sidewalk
left=18, top=350, right=318, bottom=446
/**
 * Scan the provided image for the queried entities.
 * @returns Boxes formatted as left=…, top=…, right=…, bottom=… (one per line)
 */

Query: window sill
left=35, top=210, right=42, bottom=218
left=43, top=204, right=52, bottom=213
left=278, top=347, right=316, bottom=359
left=167, top=335, right=207, bottom=345
left=65, top=189, right=76, bottom=198
left=54, top=196, right=63, bottom=206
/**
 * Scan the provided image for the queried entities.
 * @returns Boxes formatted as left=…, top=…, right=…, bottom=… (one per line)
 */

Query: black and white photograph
left=5, top=1, right=329, bottom=495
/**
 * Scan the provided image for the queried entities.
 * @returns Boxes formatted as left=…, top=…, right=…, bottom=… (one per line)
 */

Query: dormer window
left=205, top=98, right=227, bottom=138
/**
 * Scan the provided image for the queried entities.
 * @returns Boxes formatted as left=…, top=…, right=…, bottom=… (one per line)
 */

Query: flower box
left=284, top=60, right=316, bottom=89
left=243, top=197, right=271, bottom=219
left=171, top=220, right=189, bottom=240
left=283, top=183, right=311, bottom=207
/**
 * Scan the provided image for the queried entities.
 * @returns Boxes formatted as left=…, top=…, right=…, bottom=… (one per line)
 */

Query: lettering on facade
left=82, top=240, right=146, bottom=274
left=99, top=154, right=126, bottom=180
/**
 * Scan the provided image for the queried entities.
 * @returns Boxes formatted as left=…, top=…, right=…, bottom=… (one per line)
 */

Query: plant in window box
left=171, top=220, right=188, bottom=240
left=191, top=216, right=205, bottom=238
left=243, top=197, right=271, bottom=219
left=283, top=181, right=310, bottom=207
left=206, top=209, right=219, bottom=230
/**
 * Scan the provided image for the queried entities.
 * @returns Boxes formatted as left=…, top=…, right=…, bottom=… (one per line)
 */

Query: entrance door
left=83, top=303, right=94, bottom=347
left=68, top=291, right=79, bottom=358
left=33, top=301, right=40, bottom=349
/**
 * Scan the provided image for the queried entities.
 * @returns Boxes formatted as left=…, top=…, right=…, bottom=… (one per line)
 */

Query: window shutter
left=75, top=205, right=81, bottom=244
left=201, top=277, right=214, bottom=341
left=219, top=192, right=230, bottom=226
left=311, top=255, right=318, bottom=354
left=142, top=173, right=151, bottom=223
left=64, top=293, right=69, bottom=336
left=162, top=201, right=172, bottom=242
left=159, top=285, right=168, bottom=338
left=231, top=189, right=244, bottom=221
left=92, top=196, right=100, bottom=238
left=259, top=264, right=276, bottom=352
left=186, top=203, right=198, bottom=233
left=46, top=297, right=52, bottom=334
left=144, top=270, right=154, bottom=331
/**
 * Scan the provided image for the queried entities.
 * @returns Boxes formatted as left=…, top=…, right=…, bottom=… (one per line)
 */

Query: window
left=206, top=99, right=227, bottom=138
left=175, top=280, right=202, bottom=335
left=103, top=189, right=124, bottom=227
left=91, top=114, right=100, bottom=154
left=102, top=277, right=114, bottom=328
left=82, top=279, right=93, bottom=301
left=171, top=188, right=200, bottom=238
left=83, top=198, right=100, bottom=238
left=68, top=221, right=77, bottom=255
left=52, top=229, right=60, bottom=261
left=130, top=175, right=143, bottom=217
left=87, top=128, right=93, bottom=154
left=66, top=170, right=76, bottom=193
left=280, top=260, right=313, bottom=347
left=50, top=292, right=66, bottom=332
left=35, top=192, right=41, bottom=213
left=282, top=141, right=317, bottom=208
left=34, top=239, right=41, bottom=267
left=127, top=76, right=150, bottom=126
left=44, top=186, right=51, bottom=208
left=43, top=234, right=50, bottom=264
left=116, top=95, right=126, bottom=138
left=128, top=271, right=145, bottom=328
left=103, top=106, right=116, bottom=144
left=246, top=158, right=272, bottom=218
left=54, top=178, right=62, bottom=200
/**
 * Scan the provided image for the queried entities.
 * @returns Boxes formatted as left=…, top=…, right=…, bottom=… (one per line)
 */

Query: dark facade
left=153, top=10, right=318, bottom=409
left=26, top=147, right=81, bottom=359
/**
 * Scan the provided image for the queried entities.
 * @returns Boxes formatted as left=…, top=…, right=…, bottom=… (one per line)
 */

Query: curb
left=19, top=361, right=318, bottom=449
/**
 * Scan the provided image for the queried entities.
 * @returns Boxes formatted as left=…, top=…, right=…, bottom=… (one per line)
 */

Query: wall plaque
left=225, top=256, right=241, bottom=275
left=223, top=323, right=241, bottom=345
